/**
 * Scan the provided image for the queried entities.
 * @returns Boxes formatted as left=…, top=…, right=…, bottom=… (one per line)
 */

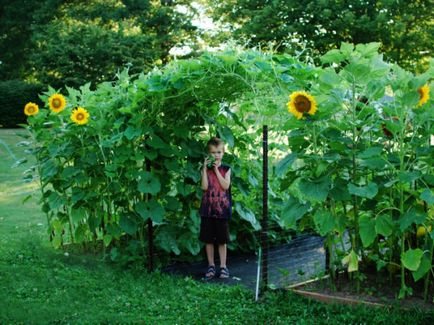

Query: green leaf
left=71, top=207, right=87, bottom=223
left=103, top=234, right=112, bottom=247
left=275, top=153, right=297, bottom=177
left=138, top=171, right=161, bottom=195
left=298, top=175, right=331, bottom=202
left=421, top=189, right=434, bottom=205
left=217, top=125, right=234, bottom=148
left=329, top=178, right=351, bottom=201
left=399, top=208, right=426, bottom=232
left=155, top=227, right=180, bottom=255
left=348, top=182, right=378, bottom=199
left=412, top=255, right=431, bottom=282
left=355, top=42, right=381, bottom=58
left=375, top=214, right=394, bottom=237
left=280, top=196, right=310, bottom=229
left=359, top=214, right=376, bottom=247
left=165, top=196, right=181, bottom=212
left=401, top=248, right=424, bottom=271
left=48, top=191, right=64, bottom=210
left=319, top=69, right=341, bottom=87
left=321, top=49, right=345, bottom=64
left=74, top=224, right=87, bottom=243
left=135, top=199, right=165, bottom=224
left=313, top=209, right=334, bottom=236
left=146, top=134, right=167, bottom=149
left=124, top=125, right=141, bottom=140
left=119, top=213, right=138, bottom=235
left=342, top=250, right=359, bottom=272
left=359, top=158, right=386, bottom=170
left=235, top=202, right=261, bottom=230
left=358, top=147, right=383, bottom=158
left=398, top=171, right=421, bottom=184
left=340, top=42, right=354, bottom=56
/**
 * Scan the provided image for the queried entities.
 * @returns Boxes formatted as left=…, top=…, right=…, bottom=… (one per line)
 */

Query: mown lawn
left=0, top=128, right=433, bottom=324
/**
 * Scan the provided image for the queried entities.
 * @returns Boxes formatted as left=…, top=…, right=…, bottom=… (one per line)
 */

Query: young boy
left=199, top=137, right=232, bottom=279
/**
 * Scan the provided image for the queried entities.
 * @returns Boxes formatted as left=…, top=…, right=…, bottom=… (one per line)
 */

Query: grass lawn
left=1, top=128, right=433, bottom=324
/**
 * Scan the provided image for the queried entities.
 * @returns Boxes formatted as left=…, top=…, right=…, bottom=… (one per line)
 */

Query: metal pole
left=261, top=125, right=269, bottom=291
left=146, top=157, right=154, bottom=272
left=255, top=246, right=262, bottom=301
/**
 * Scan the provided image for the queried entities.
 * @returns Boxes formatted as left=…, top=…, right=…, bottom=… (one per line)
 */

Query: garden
left=1, top=0, right=433, bottom=323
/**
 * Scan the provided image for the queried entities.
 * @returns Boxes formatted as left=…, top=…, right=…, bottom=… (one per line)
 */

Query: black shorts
left=199, top=217, right=230, bottom=244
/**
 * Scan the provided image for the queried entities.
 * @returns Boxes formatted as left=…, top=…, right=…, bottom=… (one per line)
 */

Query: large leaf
left=313, top=209, right=334, bottom=236
left=280, top=196, right=310, bottom=229
left=401, top=248, right=424, bottom=271
left=155, top=227, right=180, bottom=255
left=359, top=214, right=376, bottom=247
left=348, top=182, right=378, bottom=199
left=421, top=189, right=434, bottom=205
left=138, top=171, right=161, bottom=195
left=298, top=175, right=331, bottom=202
left=321, top=49, right=345, bottom=64
left=217, top=125, right=234, bottom=148
left=329, top=178, right=351, bottom=201
left=375, top=214, right=394, bottom=237
left=358, top=147, right=383, bottom=158
left=71, top=207, right=87, bottom=223
left=235, top=202, right=261, bottom=230
left=399, top=208, right=426, bottom=232
left=124, top=125, right=141, bottom=140
left=135, top=199, right=165, bottom=224
left=342, top=250, right=359, bottom=272
left=412, top=255, right=432, bottom=282
left=146, top=134, right=167, bottom=149
left=398, top=171, right=421, bottom=184
left=178, top=232, right=201, bottom=255
left=119, top=213, right=138, bottom=235
left=275, top=153, right=297, bottom=177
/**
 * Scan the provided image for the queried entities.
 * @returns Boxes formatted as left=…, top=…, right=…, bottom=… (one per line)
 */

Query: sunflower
left=417, top=84, right=429, bottom=107
left=48, top=93, right=66, bottom=113
left=70, top=107, right=90, bottom=125
left=24, top=102, right=39, bottom=116
left=287, top=91, right=317, bottom=119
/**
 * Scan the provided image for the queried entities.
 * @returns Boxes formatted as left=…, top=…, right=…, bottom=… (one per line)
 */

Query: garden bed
left=289, top=272, right=434, bottom=311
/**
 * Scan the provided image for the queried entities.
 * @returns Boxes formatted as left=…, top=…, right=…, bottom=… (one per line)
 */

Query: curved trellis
left=20, top=43, right=434, bottom=300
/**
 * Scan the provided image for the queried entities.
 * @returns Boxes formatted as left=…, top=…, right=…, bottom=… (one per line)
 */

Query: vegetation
left=204, top=0, right=434, bottom=72
left=1, top=128, right=433, bottom=323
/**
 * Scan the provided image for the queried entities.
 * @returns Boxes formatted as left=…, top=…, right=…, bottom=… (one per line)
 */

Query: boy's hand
left=202, top=157, right=210, bottom=172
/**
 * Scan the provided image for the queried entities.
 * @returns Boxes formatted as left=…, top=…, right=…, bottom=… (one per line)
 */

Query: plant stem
left=423, top=237, right=434, bottom=301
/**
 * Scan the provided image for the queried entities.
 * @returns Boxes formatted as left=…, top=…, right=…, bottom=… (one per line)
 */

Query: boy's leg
left=218, top=244, right=227, bottom=268
left=215, top=218, right=229, bottom=269
left=205, top=243, right=215, bottom=267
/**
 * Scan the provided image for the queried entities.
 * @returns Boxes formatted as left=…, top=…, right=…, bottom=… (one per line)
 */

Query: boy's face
left=208, top=144, right=225, bottom=162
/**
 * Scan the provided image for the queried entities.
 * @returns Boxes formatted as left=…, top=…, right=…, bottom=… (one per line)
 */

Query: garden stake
left=261, top=125, right=269, bottom=291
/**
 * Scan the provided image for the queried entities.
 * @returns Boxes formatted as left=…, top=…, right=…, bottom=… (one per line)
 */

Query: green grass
left=1, top=128, right=433, bottom=324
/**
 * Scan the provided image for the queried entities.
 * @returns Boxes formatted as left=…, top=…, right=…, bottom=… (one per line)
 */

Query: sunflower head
left=417, top=84, right=430, bottom=107
left=24, top=102, right=39, bottom=116
left=287, top=91, right=317, bottom=119
left=70, top=107, right=90, bottom=125
left=48, top=93, right=66, bottom=113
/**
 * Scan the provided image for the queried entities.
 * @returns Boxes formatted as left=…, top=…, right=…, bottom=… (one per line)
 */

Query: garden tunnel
left=25, top=43, right=434, bottom=299
left=28, top=48, right=313, bottom=264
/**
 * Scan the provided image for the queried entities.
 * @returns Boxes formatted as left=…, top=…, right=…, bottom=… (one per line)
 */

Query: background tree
left=203, top=0, right=433, bottom=72
left=0, top=0, right=197, bottom=88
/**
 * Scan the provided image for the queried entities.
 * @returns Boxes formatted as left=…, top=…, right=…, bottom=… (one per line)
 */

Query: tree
left=0, top=0, right=197, bottom=88
left=204, top=0, right=433, bottom=72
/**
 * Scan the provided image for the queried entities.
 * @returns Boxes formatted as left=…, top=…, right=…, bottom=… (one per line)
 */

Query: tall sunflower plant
left=278, top=43, right=433, bottom=299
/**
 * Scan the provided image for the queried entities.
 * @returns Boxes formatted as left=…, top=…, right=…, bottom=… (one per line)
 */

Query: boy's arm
left=201, top=167, right=208, bottom=190
left=214, top=168, right=231, bottom=190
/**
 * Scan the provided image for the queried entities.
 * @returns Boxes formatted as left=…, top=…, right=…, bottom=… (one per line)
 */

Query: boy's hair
left=207, top=137, right=225, bottom=150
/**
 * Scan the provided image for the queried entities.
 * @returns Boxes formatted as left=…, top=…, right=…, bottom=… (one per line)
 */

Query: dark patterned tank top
left=199, top=164, right=232, bottom=220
